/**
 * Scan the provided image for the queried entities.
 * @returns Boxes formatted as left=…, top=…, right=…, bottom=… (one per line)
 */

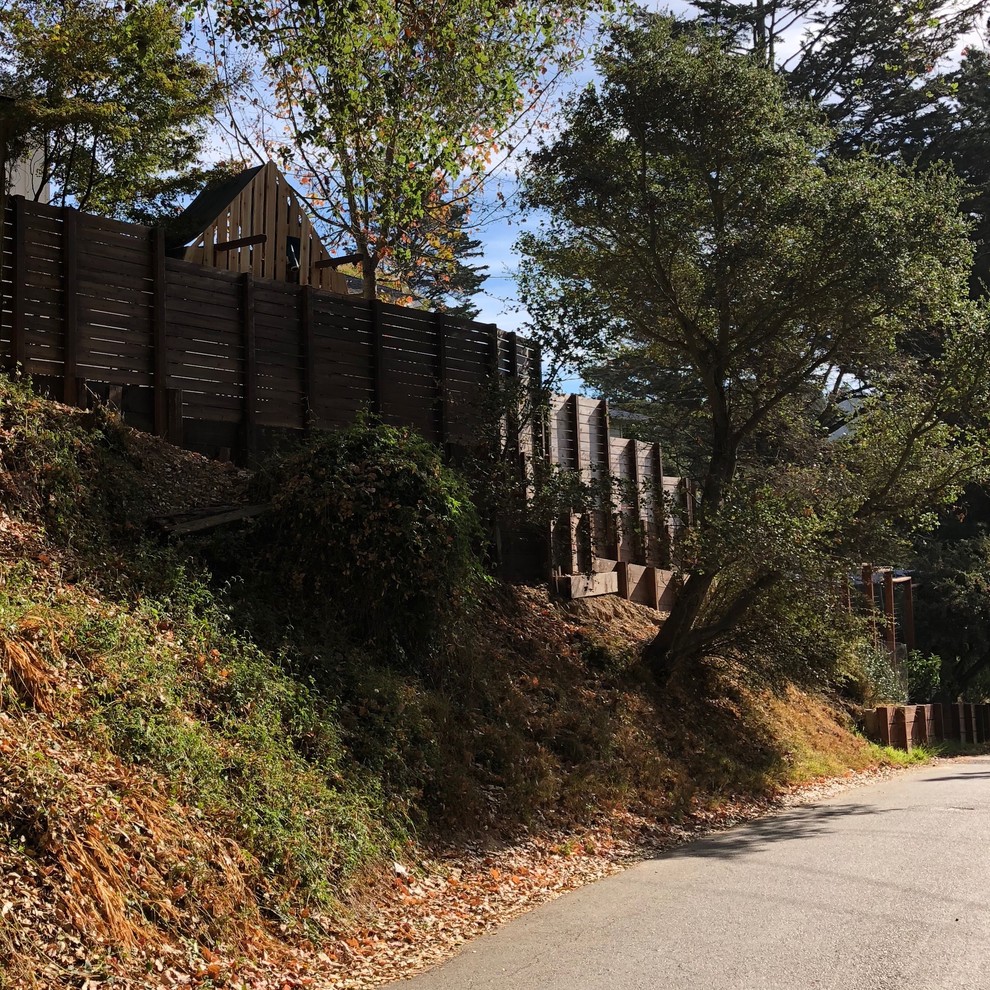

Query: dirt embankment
left=0, top=381, right=905, bottom=989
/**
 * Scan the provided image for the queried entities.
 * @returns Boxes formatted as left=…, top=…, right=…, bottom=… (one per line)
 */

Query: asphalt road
left=394, top=758, right=990, bottom=990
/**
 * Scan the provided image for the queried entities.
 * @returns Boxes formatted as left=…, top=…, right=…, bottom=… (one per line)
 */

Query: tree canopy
left=201, top=0, right=602, bottom=299
left=0, top=0, right=227, bottom=222
left=519, top=17, right=990, bottom=683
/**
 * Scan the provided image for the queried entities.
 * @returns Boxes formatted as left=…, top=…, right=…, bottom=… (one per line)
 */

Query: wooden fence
left=0, top=196, right=540, bottom=460
left=546, top=394, right=688, bottom=609
left=0, top=196, right=684, bottom=601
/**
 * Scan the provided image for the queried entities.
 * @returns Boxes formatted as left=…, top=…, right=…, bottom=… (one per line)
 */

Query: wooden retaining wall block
left=949, top=703, right=963, bottom=742
left=892, top=707, right=912, bottom=751
left=932, top=703, right=946, bottom=743
left=874, top=706, right=894, bottom=747
left=913, top=705, right=933, bottom=746
left=963, top=703, right=976, bottom=744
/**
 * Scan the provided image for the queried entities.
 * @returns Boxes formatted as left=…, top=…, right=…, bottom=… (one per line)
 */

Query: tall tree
left=0, top=0, right=227, bottom=221
left=519, top=17, right=990, bottom=684
left=685, top=1, right=990, bottom=289
left=201, top=0, right=601, bottom=300
left=399, top=202, right=490, bottom=318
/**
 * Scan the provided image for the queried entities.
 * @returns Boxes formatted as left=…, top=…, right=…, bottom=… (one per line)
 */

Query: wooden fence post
left=61, top=207, right=82, bottom=406
left=9, top=196, right=26, bottom=372
left=167, top=388, right=183, bottom=446
left=152, top=227, right=168, bottom=437
left=571, top=394, right=583, bottom=475
left=602, top=400, right=619, bottom=559
left=372, top=300, right=384, bottom=417
left=883, top=569, right=896, bottom=654
left=903, top=578, right=916, bottom=653
left=241, top=273, right=257, bottom=462
left=301, top=284, right=315, bottom=432
left=435, top=311, right=448, bottom=448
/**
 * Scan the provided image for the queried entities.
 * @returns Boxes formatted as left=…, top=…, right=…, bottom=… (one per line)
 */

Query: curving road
left=394, top=758, right=990, bottom=990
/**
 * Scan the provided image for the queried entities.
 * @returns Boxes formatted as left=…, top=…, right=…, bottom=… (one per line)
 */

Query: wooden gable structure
left=166, top=162, right=348, bottom=294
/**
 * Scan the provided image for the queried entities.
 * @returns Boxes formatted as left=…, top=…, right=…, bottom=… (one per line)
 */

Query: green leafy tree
left=200, top=0, right=601, bottom=300
left=518, top=17, right=990, bottom=685
left=400, top=202, right=491, bottom=318
left=912, top=536, right=990, bottom=698
left=0, top=0, right=227, bottom=221
left=685, top=1, right=990, bottom=290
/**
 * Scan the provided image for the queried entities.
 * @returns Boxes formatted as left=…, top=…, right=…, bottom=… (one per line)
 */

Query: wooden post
left=647, top=565, right=661, bottom=611
left=903, top=577, right=916, bottom=653
left=152, top=227, right=168, bottom=436
left=372, top=300, right=384, bottom=417
left=301, top=284, right=316, bottom=432
left=571, top=394, right=583, bottom=475
left=9, top=196, right=26, bottom=372
left=603, top=400, right=619, bottom=559
left=167, top=388, right=183, bottom=446
left=61, top=208, right=81, bottom=406
left=862, top=563, right=878, bottom=649
left=616, top=560, right=630, bottom=600
left=650, top=441, right=664, bottom=566
left=489, top=325, right=500, bottom=378
left=933, top=703, right=946, bottom=742
left=629, top=439, right=643, bottom=563
left=530, top=344, right=547, bottom=465
left=883, top=569, right=896, bottom=654
left=241, top=273, right=257, bottom=461
left=435, top=311, right=449, bottom=447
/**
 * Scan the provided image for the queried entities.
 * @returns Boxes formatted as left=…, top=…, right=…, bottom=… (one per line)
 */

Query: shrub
left=252, top=420, right=483, bottom=662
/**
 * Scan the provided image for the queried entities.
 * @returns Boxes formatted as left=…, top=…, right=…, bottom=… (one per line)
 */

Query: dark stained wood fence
left=0, top=197, right=684, bottom=601
left=0, top=196, right=539, bottom=461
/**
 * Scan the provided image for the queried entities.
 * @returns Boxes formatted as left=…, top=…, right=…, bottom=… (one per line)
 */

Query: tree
left=685, top=1, right=990, bottom=290
left=518, top=17, right=990, bottom=685
left=201, top=0, right=600, bottom=300
left=400, top=202, right=490, bottom=318
left=912, top=536, right=990, bottom=699
left=0, top=0, right=227, bottom=221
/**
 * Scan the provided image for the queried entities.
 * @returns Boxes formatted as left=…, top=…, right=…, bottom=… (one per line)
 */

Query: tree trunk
left=643, top=398, right=736, bottom=684
left=361, top=253, right=377, bottom=301
left=642, top=570, right=715, bottom=680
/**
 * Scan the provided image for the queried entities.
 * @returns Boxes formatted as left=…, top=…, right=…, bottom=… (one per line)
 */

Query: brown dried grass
left=0, top=709, right=278, bottom=985
left=0, top=634, right=58, bottom=715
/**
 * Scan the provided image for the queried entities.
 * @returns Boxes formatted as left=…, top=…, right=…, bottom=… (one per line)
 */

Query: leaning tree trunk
left=642, top=570, right=715, bottom=682
left=643, top=400, right=737, bottom=685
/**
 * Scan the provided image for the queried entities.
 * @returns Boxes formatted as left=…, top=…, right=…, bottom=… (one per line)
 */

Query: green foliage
left=0, top=0, right=227, bottom=220
left=912, top=535, right=990, bottom=699
left=0, top=562, right=396, bottom=912
left=857, top=645, right=907, bottom=705
left=198, top=0, right=603, bottom=298
left=905, top=650, right=942, bottom=703
left=251, top=420, right=484, bottom=663
left=519, top=15, right=990, bottom=682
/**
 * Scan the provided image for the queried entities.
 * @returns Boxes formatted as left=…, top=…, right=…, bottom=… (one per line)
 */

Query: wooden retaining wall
left=863, top=703, right=990, bottom=751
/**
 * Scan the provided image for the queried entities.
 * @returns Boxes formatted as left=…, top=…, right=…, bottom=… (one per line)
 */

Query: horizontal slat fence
left=1, top=197, right=685, bottom=603
left=0, top=197, right=539, bottom=461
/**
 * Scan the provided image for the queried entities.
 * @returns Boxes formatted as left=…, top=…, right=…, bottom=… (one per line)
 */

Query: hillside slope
left=0, top=378, right=911, bottom=988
